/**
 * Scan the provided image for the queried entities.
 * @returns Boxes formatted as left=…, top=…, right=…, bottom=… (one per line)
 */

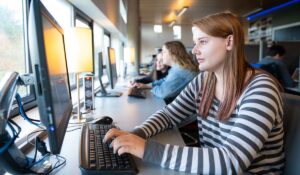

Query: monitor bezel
left=106, top=47, right=118, bottom=89
left=28, top=0, right=73, bottom=154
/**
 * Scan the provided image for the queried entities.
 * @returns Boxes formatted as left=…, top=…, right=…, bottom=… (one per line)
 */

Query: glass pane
left=0, top=0, right=26, bottom=95
left=75, top=19, right=90, bottom=28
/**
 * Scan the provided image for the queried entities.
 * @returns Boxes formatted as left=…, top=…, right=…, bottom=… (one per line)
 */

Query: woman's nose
left=192, top=45, right=199, bottom=55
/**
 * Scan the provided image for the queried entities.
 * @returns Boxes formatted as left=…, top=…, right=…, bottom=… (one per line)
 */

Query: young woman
left=134, top=52, right=170, bottom=84
left=104, top=12, right=284, bottom=174
left=133, top=41, right=199, bottom=99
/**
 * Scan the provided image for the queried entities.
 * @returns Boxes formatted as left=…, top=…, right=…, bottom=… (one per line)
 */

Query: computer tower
left=83, top=74, right=94, bottom=110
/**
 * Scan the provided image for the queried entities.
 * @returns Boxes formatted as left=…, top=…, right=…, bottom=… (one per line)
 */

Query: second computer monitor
left=107, top=47, right=118, bottom=89
left=95, top=48, right=122, bottom=97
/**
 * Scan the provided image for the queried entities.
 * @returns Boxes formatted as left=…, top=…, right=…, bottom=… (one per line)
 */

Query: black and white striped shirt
left=132, top=72, right=284, bottom=174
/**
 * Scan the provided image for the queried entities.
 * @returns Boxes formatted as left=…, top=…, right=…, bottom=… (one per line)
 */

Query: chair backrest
left=261, top=63, right=284, bottom=83
left=282, top=93, right=300, bottom=174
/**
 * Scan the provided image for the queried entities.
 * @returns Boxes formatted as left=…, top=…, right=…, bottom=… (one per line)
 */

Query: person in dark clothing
left=258, top=44, right=294, bottom=87
left=133, top=52, right=170, bottom=84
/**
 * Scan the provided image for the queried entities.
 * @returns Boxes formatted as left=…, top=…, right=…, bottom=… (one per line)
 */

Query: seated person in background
left=132, top=41, right=199, bottom=99
left=134, top=52, right=170, bottom=84
left=258, top=44, right=294, bottom=87
left=104, top=12, right=284, bottom=174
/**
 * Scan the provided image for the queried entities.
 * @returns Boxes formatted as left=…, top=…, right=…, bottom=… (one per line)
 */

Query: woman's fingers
left=117, top=145, right=130, bottom=155
left=111, top=134, right=146, bottom=158
left=103, top=128, right=128, bottom=143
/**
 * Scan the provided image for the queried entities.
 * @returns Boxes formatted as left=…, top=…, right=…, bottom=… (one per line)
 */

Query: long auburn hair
left=164, top=41, right=199, bottom=72
left=193, top=12, right=254, bottom=121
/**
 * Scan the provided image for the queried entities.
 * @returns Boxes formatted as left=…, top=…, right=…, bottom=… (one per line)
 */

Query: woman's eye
left=200, top=40, right=208, bottom=45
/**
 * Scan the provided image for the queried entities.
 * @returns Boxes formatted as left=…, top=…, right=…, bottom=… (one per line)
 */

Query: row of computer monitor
left=28, top=0, right=118, bottom=154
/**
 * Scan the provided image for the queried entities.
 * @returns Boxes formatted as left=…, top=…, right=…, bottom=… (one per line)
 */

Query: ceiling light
left=169, top=20, right=176, bottom=27
left=177, top=6, right=189, bottom=17
left=154, top=25, right=162, bottom=33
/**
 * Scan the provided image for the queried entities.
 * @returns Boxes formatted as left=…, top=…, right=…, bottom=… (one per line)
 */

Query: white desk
left=54, top=84, right=188, bottom=175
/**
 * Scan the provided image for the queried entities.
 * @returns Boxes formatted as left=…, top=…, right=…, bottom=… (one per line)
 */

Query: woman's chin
left=199, top=65, right=206, bottom=71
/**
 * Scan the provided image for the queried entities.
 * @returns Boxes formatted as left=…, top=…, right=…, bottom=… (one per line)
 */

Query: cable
left=15, top=93, right=44, bottom=129
left=31, top=154, right=66, bottom=175
left=66, top=127, right=81, bottom=132
left=27, top=138, right=38, bottom=169
left=26, top=129, right=46, bottom=146
left=36, top=137, right=50, bottom=156
left=0, top=119, right=22, bottom=154
left=68, top=122, right=87, bottom=125
left=67, top=125, right=82, bottom=128
left=43, top=155, right=66, bottom=175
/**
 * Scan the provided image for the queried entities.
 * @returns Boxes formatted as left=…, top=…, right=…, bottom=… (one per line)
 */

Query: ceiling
left=139, top=0, right=290, bottom=25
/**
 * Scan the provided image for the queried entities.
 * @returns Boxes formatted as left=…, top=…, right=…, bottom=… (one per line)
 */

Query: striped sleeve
left=141, top=74, right=283, bottom=174
left=132, top=73, right=201, bottom=138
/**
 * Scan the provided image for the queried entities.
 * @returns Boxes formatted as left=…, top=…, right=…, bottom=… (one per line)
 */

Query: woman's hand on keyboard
left=103, top=128, right=146, bottom=159
left=132, top=82, right=152, bottom=89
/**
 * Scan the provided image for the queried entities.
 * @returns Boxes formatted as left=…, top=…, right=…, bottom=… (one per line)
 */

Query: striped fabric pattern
left=133, top=72, right=284, bottom=174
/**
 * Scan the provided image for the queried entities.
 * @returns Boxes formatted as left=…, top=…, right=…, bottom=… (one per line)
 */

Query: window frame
left=8, top=0, right=37, bottom=118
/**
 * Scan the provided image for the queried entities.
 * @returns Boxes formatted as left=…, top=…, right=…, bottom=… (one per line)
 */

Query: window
left=70, top=8, right=94, bottom=90
left=0, top=0, right=35, bottom=117
left=93, top=23, right=104, bottom=80
left=119, top=0, right=127, bottom=24
left=173, top=25, right=181, bottom=40
left=0, top=0, right=25, bottom=84
left=154, top=25, right=163, bottom=33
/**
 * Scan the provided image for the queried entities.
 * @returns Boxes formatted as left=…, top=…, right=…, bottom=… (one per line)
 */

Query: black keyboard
left=80, top=124, right=138, bottom=175
left=128, top=87, right=147, bottom=98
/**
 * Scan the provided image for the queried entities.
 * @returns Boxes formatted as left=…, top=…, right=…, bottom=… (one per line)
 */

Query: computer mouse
left=94, top=116, right=113, bottom=125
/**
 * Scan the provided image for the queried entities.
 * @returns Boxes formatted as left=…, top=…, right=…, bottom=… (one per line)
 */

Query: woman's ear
left=226, top=35, right=233, bottom=51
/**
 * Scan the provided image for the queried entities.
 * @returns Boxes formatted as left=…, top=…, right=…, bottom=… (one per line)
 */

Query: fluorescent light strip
left=247, top=0, right=300, bottom=21
left=177, top=6, right=188, bottom=17
left=169, top=20, right=176, bottom=27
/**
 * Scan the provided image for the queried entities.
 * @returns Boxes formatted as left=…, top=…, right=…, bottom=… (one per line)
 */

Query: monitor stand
left=95, top=91, right=122, bottom=97
left=95, top=78, right=122, bottom=97
left=72, top=106, right=94, bottom=122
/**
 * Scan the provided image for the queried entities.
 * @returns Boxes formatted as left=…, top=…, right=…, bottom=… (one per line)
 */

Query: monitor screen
left=107, top=47, right=118, bottom=89
left=28, top=0, right=72, bottom=154
left=98, top=52, right=104, bottom=78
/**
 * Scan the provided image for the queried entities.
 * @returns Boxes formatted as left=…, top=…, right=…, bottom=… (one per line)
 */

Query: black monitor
left=107, top=47, right=118, bottom=89
left=98, top=52, right=104, bottom=78
left=95, top=48, right=122, bottom=97
left=28, top=0, right=72, bottom=154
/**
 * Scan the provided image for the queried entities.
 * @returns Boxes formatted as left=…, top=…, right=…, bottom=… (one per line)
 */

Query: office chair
left=260, top=63, right=284, bottom=86
left=282, top=93, right=300, bottom=174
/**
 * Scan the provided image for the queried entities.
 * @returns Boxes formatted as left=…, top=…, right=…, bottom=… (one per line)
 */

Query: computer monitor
left=107, top=47, right=118, bottom=89
left=98, top=52, right=104, bottom=78
left=292, top=67, right=299, bottom=83
left=95, top=48, right=122, bottom=97
left=28, top=0, right=72, bottom=154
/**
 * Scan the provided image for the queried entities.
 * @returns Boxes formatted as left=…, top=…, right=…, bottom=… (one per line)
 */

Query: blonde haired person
left=133, top=40, right=198, bottom=99
left=104, top=12, right=284, bottom=174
